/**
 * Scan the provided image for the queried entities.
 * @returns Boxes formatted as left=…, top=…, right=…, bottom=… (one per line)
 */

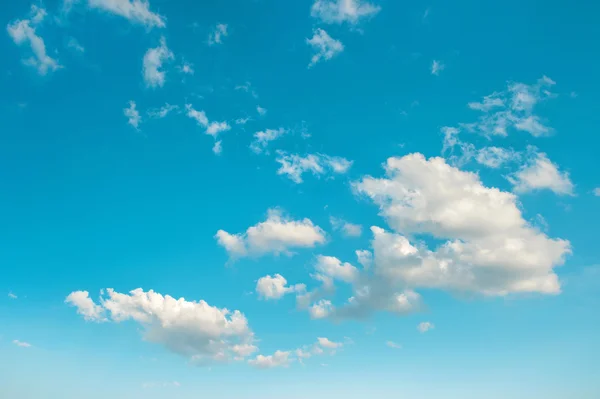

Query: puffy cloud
left=311, top=0, right=381, bottom=25
left=330, top=216, right=362, bottom=237
left=248, top=350, right=291, bottom=369
left=317, top=337, right=341, bottom=349
left=314, top=255, right=359, bottom=283
left=256, top=274, right=305, bottom=300
left=215, top=208, right=326, bottom=259
left=65, top=290, right=107, bottom=322
left=208, top=23, right=228, bottom=46
left=7, top=5, right=60, bottom=75
left=143, top=37, right=173, bottom=88
left=306, top=28, right=344, bottom=68
left=431, top=60, right=444, bottom=76
left=352, top=153, right=571, bottom=296
left=13, top=340, right=32, bottom=348
left=386, top=341, right=401, bottom=349
left=509, top=149, right=574, bottom=196
left=417, top=321, right=434, bottom=333
left=68, top=0, right=165, bottom=28
left=185, top=104, right=231, bottom=138
left=179, top=62, right=194, bottom=75
left=124, top=101, right=141, bottom=130
left=275, top=151, right=353, bottom=183
left=308, top=299, right=334, bottom=319
left=355, top=249, right=373, bottom=269
left=250, top=128, right=288, bottom=154
left=66, top=288, right=256, bottom=365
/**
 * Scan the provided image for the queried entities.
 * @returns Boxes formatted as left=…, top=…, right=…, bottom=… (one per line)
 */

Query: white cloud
left=250, top=128, right=287, bottom=154
left=67, top=37, right=85, bottom=53
left=315, top=255, right=359, bottom=283
left=311, top=0, right=381, bottom=25
left=256, top=106, right=267, bottom=116
left=65, top=290, right=107, bottom=322
left=179, top=62, right=194, bottom=75
left=594, top=188, right=600, bottom=197
left=307, top=28, right=344, bottom=68
left=475, top=146, right=520, bottom=168
left=67, top=288, right=256, bottom=365
left=355, top=249, right=373, bottom=269
left=7, top=6, right=60, bottom=75
left=80, top=0, right=165, bottom=28
left=124, top=101, right=141, bottom=129
left=431, top=60, right=444, bottom=76
left=248, top=350, right=291, bottom=369
left=417, top=321, right=434, bottom=333
left=330, top=216, right=362, bottom=237
left=215, top=208, right=326, bottom=259
left=8, top=292, right=17, bottom=299
left=208, top=23, right=228, bottom=46
left=143, top=37, right=173, bottom=88
left=386, top=341, right=401, bottom=349
left=147, top=103, right=178, bottom=119
left=316, top=337, right=341, bottom=349
left=13, top=340, right=32, bottom=348
left=352, top=153, right=571, bottom=296
left=212, top=140, right=222, bottom=155
left=308, top=299, right=334, bottom=319
left=275, top=151, right=353, bottom=183
left=185, top=104, right=231, bottom=138
left=508, top=149, right=574, bottom=196
left=256, top=274, right=305, bottom=300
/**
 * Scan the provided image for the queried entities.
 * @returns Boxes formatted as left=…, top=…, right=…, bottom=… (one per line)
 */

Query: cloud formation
left=311, top=0, right=381, bottom=25
left=275, top=151, right=353, bottom=183
left=307, top=29, right=344, bottom=67
left=143, top=37, right=173, bottom=88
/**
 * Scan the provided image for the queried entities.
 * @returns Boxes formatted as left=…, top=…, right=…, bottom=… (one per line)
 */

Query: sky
left=1, top=0, right=599, bottom=398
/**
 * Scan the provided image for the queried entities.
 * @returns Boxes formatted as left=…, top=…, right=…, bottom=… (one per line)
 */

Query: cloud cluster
left=311, top=0, right=381, bottom=25
left=508, top=148, right=574, bottom=196
left=306, top=28, right=344, bottom=67
left=66, top=288, right=257, bottom=365
left=248, top=337, right=343, bottom=369
left=256, top=274, right=306, bottom=300
left=275, top=151, right=353, bottom=183
left=215, top=208, right=326, bottom=259
left=185, top=104, right=231, bottom=138
left=250, top=128, right=288, bottom=154
left=7, top=5, right=60, bottom=75
left=208, top=23, right=228, bottom=46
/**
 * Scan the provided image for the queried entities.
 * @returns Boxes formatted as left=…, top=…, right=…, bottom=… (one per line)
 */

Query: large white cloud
left=7, top=5, right=60, bottom=75
left=66, top=288, right=257, bottom=365
left=215, top=208, right=326, bottom=259
left=352, top=153, right=571, bottom=296
left=311, top=0, right=381, bottom=25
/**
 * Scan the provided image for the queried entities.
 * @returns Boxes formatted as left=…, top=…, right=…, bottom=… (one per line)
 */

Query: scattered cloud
left=250, top=128, right=287, bottom=154
left=314, top=255, right=359, bottom=284
left=8, top=292, right=18, bottom=299
left=13, top=340, right=32, bottom=348
left=215, top=208, right=326, bottom=259
left=330, top=216, right=363, bottom=237
left=185, top=104, right=231, bottom=138
left=508, top=148, right=574, bottom=196
left=67, top=37, right=85, bottom=53
left=147, top=103, right=178, bottom=119
left=431, top=60, right=444, bottom=76
left=249, top=337, right=343, bottom=369
left=386, top=341, right=402, bottom=349
left=475, top=146, right=520, bottom=168
left=124, top=101, right=141, bottom=130
left=66, top=288, right=257, bottom=365
left=235, top=82, right=258, bottom=98
left=179, top=62, right=194, bottom=75
left=256, top=106, right=267, bottom=116
left=307, top=29, right=344, bottom=68
left=69, top=0, right=166, bottom=28
left=248, top=350, right=292, bottom=369
left=417, top=322, right=434, bottom=333
left=311, top=0, right=381, bottom=25
left=212, top=140, right=222, bottom=155
left=594, top=188, right=600, bottom=197
left=143, top=37, right=174, bottom=88
left=256, top=274, right=306, bottom=300
left=275, top=151, right=353, bottom=183
left=208, top=23, right=228, bottom=46
left=7, top=5, right=60, bottom=75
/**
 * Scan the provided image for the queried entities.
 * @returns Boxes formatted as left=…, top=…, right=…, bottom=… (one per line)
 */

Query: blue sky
left=1, top=0, right=599, bottom=398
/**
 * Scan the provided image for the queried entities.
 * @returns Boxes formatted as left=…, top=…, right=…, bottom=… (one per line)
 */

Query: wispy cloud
left=307, top=29, right=344, bottom=68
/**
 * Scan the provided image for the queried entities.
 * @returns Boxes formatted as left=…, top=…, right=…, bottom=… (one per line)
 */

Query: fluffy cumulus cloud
left=352, top=153, right=571, bottom=296
left=208, top=23, right=228, bottom=46
left=461, top=76, right=557, bottom=138
left=124, top=101, right=141, bottom=129
left=275, top=151, right=353, bottom=183
left=314, top=255, right=359, bottom=283
left=249, top=337, right=343, bottom=369
left=306, top=28, right=344, bottom=68
left=7, top=5, right=60, bottom=75
left=215, top=208, right=326, bottom=259
left=250, top=128, right=288, bottom=154
left=66, top=288, right=257, bottom=365
left=248, top=350, right=292, bottom=369
left=66, top=0, right=165, bottom=28
left=330, top=216, right=362, bottom=237
left=508, top=148, right=574, bottom=196
left=311, top=0, right=381, bottom=25
left=143, top=37, right=174, bottom=88
left=256, top=274, right=306, bottom=300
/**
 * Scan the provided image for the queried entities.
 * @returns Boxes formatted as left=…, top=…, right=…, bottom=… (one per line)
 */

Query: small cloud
left=593, top=187, right=600, bottom=197
left=208, top=23, right=228, bottom=46
left=67, top=37, right=84, bottom=53
left=256, top=106, right=267, bottom=116
left=8, top=292, right=17, bottom=299
left=417, top=321, right=434, bottom=333
left=212, top=140, right=222, bottom=155
left=423, top=7, right=431, bottom=20
left=143, top=37, right=174, bottom=88
left=386, top=341, right=402, bottom=349
left=13, top=340, right=32, bottom=348
left=179, top=62, right=194, bottom=75
left=431, top=60, right=444, bottom=76
left=124, top=101, right=141, bottom=130
left=307, top=28, right=344, bottom=68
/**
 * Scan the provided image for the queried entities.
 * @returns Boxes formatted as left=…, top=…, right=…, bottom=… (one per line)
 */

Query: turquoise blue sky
left=1, top=1, right=599, bottom=398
